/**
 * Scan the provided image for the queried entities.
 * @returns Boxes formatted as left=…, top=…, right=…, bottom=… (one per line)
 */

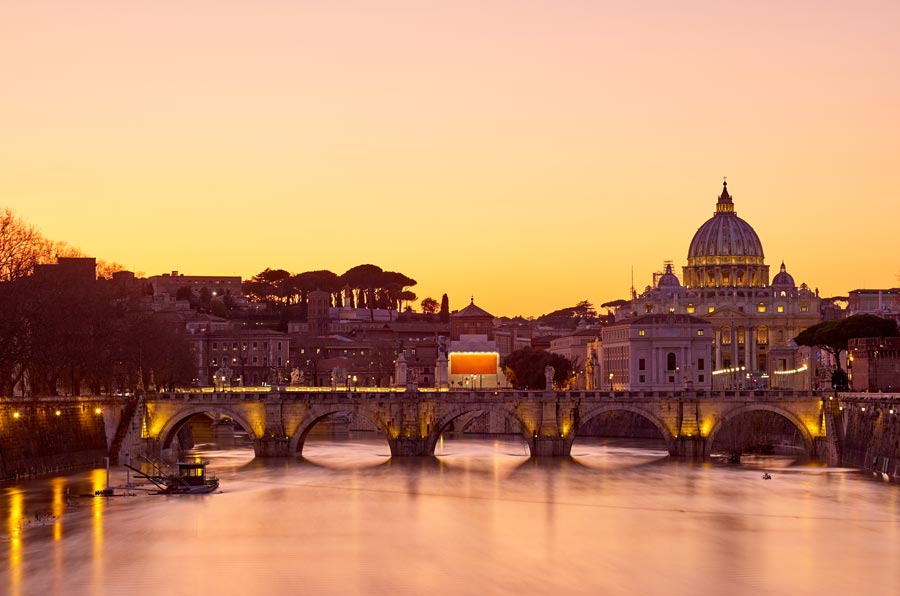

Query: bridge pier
left=255, top=436, right=291, bottom=457
left=529, top=436, right=573, bottom=457
left=670, top=436, right=706, bottom=460
left=388, top=436, right=430, bottom=457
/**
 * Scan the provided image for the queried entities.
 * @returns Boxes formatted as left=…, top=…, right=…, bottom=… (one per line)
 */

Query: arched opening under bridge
left=289, top=408, right=392, bottom=468
left=705, top=406, right=815, bottom=464
left=157, top=407, right=256, bottom=467
left=571, top=405, right=674, bottom=468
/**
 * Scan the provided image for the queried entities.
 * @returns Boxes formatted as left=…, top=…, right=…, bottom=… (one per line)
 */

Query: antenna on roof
left=630, top=266, right=636, bottom=300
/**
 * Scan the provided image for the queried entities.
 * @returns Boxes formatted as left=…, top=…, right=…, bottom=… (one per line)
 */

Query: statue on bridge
left=545, top=365, right=555, bottom=391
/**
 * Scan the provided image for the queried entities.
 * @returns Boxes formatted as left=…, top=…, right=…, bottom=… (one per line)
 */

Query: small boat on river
left=125, top=459, right=219, bottom=494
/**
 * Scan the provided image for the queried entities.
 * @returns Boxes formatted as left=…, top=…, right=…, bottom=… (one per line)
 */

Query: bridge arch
left=288, top=404, right=364, bottom=455
left=577, top=403, right=677, bottom=452
left=423, top=405, right=532, bottom=454
left=156, top=405, right=258, bottom=451
left=704, top=404, right=816, bottom=459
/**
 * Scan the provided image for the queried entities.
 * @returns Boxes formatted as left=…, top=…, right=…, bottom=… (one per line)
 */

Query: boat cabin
left=177, top=460, right=212, bottom=487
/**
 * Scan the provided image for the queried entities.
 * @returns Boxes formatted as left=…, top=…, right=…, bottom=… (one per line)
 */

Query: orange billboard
left=449, top=353, right=498, bottom=375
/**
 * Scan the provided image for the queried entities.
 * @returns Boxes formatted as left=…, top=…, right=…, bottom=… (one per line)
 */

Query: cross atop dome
left=716, top=179, right=734, bottom=213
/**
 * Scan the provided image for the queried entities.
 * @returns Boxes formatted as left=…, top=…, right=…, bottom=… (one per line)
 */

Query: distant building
left=194, top=329, right=291, bottom=387
left=444, top=300, right=502, bottom=389
left=613, top=182, right=824, bottom=388
left=147, top=271, right=244, bottom=304
left=848, top=289, right=900, bottom=322
left=848, top=337, right=900, bottom=392
left=600, top=314, right=712, bottom=391
left=33, top=257, right=96, bottom=284
left=549, top=328, right=601, bottom=389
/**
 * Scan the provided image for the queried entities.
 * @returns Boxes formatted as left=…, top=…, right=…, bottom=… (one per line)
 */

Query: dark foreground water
left=3, top=434, right=899, bottom=596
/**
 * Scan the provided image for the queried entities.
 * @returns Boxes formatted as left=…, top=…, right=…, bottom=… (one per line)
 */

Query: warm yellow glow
left=12, top=411, right=20, bottom=419
left=449, top=353, right=499, bottom=375
left=55, top=409, right=61, bottom=416
left=51, top=478, right=66, bottom=541
left=91, top=469, right=105, bottom=584
left=94, top=407, right=102, bottom=415
left=2, top=4, right=899, bottom=316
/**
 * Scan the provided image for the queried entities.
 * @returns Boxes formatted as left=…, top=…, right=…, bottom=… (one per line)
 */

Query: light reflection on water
left=2, top=433, right=900, bottom=596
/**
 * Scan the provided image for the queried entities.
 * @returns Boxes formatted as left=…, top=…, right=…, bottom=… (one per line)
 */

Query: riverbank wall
left=835, top=395, right=900, bottom=481
left=0, top=397, right=120, bottom=481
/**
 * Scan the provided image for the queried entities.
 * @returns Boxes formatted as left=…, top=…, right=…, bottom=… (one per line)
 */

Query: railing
left=153, top=388, right=825, bottom=401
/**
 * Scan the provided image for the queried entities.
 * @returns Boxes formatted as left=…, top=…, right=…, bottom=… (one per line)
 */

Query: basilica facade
left=604, top=181, right=824, bottom=390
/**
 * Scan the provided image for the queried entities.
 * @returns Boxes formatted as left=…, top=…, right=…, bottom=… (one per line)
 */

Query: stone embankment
left=835, top=393, right=900, bottom=481
left=0, top=397, right=120, bottom=481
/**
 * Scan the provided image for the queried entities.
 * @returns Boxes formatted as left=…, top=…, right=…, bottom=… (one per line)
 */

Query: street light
left=608, top=373, right=614, bottom=390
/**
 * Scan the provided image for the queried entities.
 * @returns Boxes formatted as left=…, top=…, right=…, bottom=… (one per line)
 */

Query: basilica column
left=748, top=326, right=756, bottom=372
left=715, top=328, right=723, bottom=370
left=731, top=326, right=738, bottom=367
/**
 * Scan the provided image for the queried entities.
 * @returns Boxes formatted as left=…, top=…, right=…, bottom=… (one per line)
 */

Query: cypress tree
left=439, top=293, right=450, bottom=323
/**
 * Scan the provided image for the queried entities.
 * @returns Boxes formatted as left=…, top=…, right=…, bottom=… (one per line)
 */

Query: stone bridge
left=131, top=387, right=833, bottom=461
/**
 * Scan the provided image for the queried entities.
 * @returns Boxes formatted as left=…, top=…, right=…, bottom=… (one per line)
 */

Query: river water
left=3, top=434, right=899, bottom=596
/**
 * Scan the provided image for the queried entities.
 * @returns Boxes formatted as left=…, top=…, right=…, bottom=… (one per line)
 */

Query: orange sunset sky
left=2, top=1, right=899, bottom=317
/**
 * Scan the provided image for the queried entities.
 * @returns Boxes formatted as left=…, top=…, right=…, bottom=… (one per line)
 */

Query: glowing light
left=55, top=409, right=62, bottom=416
left=772, top=365, right=809, bottom=376
left=449, top=353, right=499, bottom=375
left=94, top=407, right=102, bottom=415
left=12, top=411, right=20, bottom=419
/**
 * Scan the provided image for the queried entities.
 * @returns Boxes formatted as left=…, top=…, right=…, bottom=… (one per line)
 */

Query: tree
left=421, top=297, right=439, bottom=314
left=501, top=348, right=575, bottom=390
left=600, top=299, right=630, bottom=310
left=439, top=293, right=450, bottom=323
left=0, top=207, right=48, bottom=282
left=537, top=300, right=598, bottom=329
left=794, top=314, right=900, bottom=372
left=341, top=264, right=384, bottom=319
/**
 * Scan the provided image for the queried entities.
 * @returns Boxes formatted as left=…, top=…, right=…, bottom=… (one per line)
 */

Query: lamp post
left=608, top=372, right=614, bottom=391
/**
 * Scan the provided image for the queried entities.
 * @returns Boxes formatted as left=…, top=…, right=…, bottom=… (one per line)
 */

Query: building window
left=777, top=305, right=785, bottom=313
left=639, top=358, right=646, bottom=371
left=800, top=304, right=809, bottom=312
left=668, top=306, right=675, bottom=313
left=708, top=306, right=715, bottom=313
left=757, top=326, right=768, bottom=345
left=639, top=375, right=645, bottom=383
left=687, top=304, right=695, bottom=314
left=253, top=342, right=258, bottom=349
left=212, top=342, right=218, bottom=350
left=722, top=327, right=731, bottom=344
left=757, top=303, right=766, bottom=313
left=645, top=304, right=654, bottom=313
left=638, top=329, right=645, bottom=336
left=667, top=352, right=677, bottom=370
left=697, top=329, right=705, bottom=336
left=698, top=358, right=705, bottom=371
left=253, top=357, right=258, bottom=364
left=698, top=375, right=704, bottom=383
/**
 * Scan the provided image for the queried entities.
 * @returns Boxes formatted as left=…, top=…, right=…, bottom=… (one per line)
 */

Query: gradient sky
left=2, top=1, right=899, bottom=317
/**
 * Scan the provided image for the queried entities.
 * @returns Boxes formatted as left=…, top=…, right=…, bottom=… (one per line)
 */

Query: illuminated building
left=443, top=299, right=502, bottom=388
left=614, top=181, right=824, bottom=389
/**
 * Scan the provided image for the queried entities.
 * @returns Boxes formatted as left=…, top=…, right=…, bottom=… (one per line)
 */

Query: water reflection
left=1, top=434, right=899, bottom=596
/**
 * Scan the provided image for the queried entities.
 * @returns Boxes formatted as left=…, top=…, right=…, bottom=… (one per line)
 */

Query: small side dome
left=657, top=263, right=681, bottom=288
left=772, top=262, right=795, bottom=287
